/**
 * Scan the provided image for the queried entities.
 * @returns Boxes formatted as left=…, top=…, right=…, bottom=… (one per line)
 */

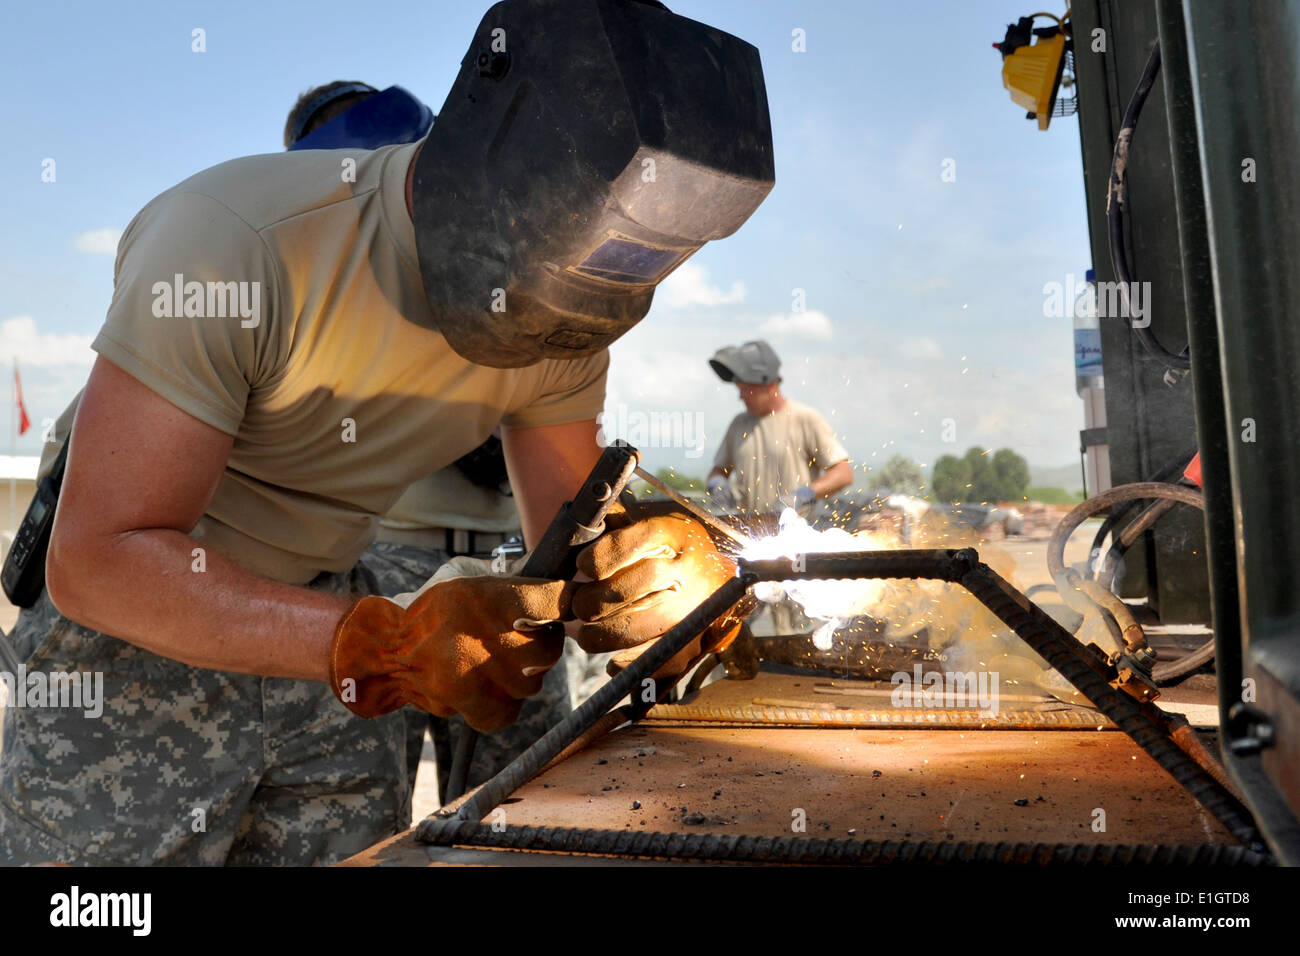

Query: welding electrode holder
left=516, top=440, right=640, bottom=580
left=421, top=571, right=755, bottom=835
left=442, top=440, right=641, bottom=801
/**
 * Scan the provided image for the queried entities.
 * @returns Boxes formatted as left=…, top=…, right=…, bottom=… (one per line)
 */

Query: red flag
left=15, top=364, right=31, bottom=436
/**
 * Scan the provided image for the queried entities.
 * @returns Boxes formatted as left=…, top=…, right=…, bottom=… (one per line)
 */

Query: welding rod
left=418, top=573, right=752, bottom=836
left=633, top=466, right=751, bottom=549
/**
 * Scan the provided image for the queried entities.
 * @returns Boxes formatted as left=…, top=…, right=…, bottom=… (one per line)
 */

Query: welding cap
left=289, top=85, right=434, bottom=150
left=709, top=340, right=781, bottom=385
left=411, top=0, right=775, bottom=368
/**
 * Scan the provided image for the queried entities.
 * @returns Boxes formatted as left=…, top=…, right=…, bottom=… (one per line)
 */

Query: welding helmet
left=411, top=0, right=775, bottom=368
left=709, top=340, right=781, bottom=385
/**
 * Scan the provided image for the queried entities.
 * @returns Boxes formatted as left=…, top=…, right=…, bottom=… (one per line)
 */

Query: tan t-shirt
left=88, top=141, right=606, bottom=584
left=712, top=398, right=849, bottom=516
left=381, top=469, right=521, bottom=534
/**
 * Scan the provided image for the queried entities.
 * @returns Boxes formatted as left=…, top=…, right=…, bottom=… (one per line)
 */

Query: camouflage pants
left=0, top=566, right=408, bottom=866
left=360, top=541, right=584, bottom=797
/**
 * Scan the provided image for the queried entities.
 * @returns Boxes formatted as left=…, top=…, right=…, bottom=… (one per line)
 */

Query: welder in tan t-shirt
left=707, top=340, right=854, bottom=522
left=2, top=4, right=773, bottom=866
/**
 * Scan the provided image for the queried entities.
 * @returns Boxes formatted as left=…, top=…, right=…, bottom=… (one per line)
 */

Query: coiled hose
left=1088, top=442, right=1197, bottom=563
left=1048, top=482, right=1210, bottom=682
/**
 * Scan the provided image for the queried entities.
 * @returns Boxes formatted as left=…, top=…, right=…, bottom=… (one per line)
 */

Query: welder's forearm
left=502, top=419, right=602, bottom=549
left=46, top=527, right=352, bottom=681
left=812, top=461, right=854, bottom=498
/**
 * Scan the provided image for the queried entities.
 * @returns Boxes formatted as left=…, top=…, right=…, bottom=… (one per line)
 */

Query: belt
left=375, top=525, right=512, bottom=557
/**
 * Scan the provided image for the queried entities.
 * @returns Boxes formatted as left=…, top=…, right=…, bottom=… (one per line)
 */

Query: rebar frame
left=416, top=548, right=1267, bottom=862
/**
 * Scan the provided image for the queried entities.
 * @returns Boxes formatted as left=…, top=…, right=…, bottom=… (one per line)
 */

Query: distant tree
left=931, top=454, right=971, bottom=503
left=1025, top=485, right=1083, bottom=504
left=934, top=447, right=1031, bottom=502
left=963, top=446, right=998, bottom=502
left=868, top=454, right=925, bottom=495
left=990, top=448, right=1031, bottom=501
left=637, top=468, right=702, bottom=496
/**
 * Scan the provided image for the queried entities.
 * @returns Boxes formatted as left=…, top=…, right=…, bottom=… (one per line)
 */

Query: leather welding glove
left=603, top=611, right=749, bottom=693
left=330, top=575, right=570, bottom=732
left=389, top=553, right=527, bottom=609
left=570, top=503, right=741, bottom=665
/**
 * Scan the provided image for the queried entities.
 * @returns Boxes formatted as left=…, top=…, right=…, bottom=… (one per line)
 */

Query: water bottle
left=1074, top=268, right=1104, bottom=395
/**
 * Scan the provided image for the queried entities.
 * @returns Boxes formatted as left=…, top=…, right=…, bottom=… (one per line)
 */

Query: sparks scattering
left=741, top=508, right=892, bottom=646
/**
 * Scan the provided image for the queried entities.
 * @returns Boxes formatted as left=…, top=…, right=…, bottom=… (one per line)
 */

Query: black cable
left=1098, top=496, right=1178, bottom=589
left=1106, top=39, right=1192, bottom=371
left=1049, top=482, right=1203, bottom=586
left=444, top=728, right=476, bottom=805
left=1095, top=492, right=1214, bottom=683
left=1088, top=441, right=1197, bottom=565
left=1048, top=481, right=1212, bottom=684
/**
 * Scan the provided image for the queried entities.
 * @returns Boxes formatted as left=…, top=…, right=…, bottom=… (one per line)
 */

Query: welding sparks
left=734, top=506, right=1082, bottom=702
left=740, top=508, right=892, bottom=643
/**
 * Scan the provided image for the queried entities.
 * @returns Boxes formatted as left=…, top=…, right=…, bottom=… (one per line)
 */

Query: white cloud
left=758, top=309, right=834, bottom=341
left=899, top=336, right=942, bottom=360
left=74, top=228, right=122, bottom=255
left=0, top=315, right=95, bottom=367
left=656, top=261, right=746, bottom=309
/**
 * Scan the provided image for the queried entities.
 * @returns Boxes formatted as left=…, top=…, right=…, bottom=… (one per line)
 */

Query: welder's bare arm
left=811, top=460, right=854, bottom=499
left=45, top=357, right=348, bottom=681
left=708, top=465, right=730, bottom=480
left=501, top=419, right=603, bottom=548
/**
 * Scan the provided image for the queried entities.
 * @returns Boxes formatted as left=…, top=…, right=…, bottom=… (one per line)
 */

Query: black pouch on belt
left=2, top=440, right=68, bottom=608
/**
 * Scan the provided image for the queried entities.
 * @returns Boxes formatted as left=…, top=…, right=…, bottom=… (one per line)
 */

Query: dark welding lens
left=571, top=237, right=695, bottom=284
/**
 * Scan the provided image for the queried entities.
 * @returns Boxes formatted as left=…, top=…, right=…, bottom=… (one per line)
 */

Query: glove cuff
left=329, top=595, right=407, bottom=718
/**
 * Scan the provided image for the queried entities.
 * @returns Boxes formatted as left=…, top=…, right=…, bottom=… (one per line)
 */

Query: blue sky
left=0, top=0, right=1090, bottom=485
